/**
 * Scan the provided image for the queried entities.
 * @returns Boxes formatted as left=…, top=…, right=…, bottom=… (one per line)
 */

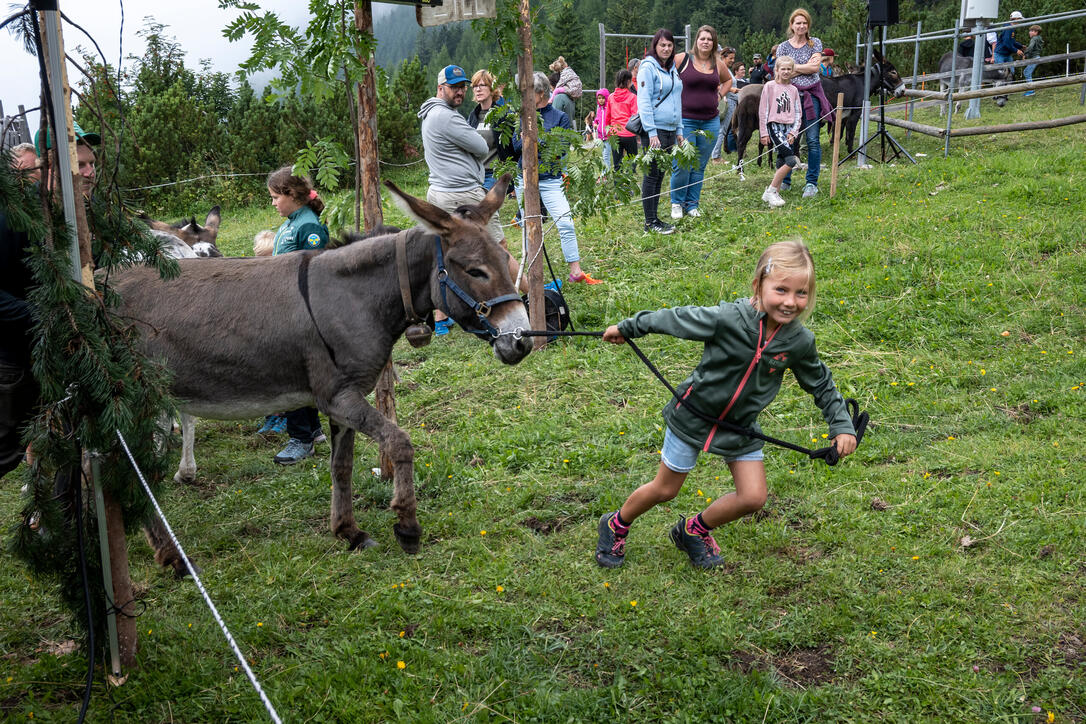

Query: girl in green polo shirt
left=264, top=166, right=330, bottom=464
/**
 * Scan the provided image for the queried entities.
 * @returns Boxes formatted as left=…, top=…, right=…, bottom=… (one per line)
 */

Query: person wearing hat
left=993, top=11, right=1027, bottom=78
left=748, top=53, right=769, bottom=85
left=418, top=65, right=512, bottom=334
left=819, top=48, right=837, bottom=78
left=34, top=120, right=100, bottom=193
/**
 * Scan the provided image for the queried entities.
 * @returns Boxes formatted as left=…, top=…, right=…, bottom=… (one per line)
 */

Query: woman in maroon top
left=669, top=25, right=733, bottom=219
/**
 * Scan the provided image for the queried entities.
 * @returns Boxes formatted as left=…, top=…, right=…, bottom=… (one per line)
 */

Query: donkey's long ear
left=384, top=180, right=455, bottom=236
left=476, top=173, right=511, bottom=222
left=203, top=205, right=221, bottom=234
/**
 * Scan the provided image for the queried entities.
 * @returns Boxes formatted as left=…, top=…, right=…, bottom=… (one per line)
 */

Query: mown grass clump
left=0, top=87, right=1082, bottom=721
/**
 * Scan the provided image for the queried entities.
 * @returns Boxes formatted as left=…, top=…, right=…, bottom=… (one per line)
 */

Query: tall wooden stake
left=354, top=1, right=397, bottom=477
left=830, top=92, right=844, bottom=198
left=38, top=0, right=136, bottom=670
left=517, top=0, right=546, bottom=349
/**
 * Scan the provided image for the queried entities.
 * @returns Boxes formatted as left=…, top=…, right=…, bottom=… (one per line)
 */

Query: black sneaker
left=644, top=219, right=675, bottom=235
left=595, top=512, right=627, bottom=568
left=669, top=515, right=725, bottom=569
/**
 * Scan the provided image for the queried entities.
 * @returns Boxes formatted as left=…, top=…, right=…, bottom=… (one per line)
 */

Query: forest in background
left=67, top=1, right=1083, bottom=215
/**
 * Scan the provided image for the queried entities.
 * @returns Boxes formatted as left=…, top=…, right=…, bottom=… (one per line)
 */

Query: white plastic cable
left=115, top=430, right=283, bottom=724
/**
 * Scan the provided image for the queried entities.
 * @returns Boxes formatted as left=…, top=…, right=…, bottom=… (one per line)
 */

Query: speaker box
left=867, top=0, right=899, bottom=25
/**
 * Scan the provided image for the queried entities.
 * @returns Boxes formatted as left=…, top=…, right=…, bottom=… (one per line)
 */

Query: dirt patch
left=522, top=515, right=571, bottom=536
left=998, top=402, right=1040, bottom=423
left=399, top=622, right=419, bottom=639
left=766, top=580, right=806, bottom=598
left=771, top=544, right=823, bottom=565
left=1057, top=633, right=1085, bottom=665
left=1038, top=544, right=1055, bottom=558
left=728, top=646, right=836, bottom=689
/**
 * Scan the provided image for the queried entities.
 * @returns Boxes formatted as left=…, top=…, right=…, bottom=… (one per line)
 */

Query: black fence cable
left=516, top=329, right=869, bottom=465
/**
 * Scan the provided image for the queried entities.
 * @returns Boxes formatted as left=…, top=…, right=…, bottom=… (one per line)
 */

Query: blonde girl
left=596, top=240, right=857, bottom=568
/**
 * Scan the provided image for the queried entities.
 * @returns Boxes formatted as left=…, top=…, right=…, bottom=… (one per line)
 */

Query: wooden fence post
left=830, top=93, right=844, bottom=198
left=517, top=0, right=546, bottom=349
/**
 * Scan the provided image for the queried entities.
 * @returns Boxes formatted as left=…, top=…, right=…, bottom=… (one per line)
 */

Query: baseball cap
left=823, top=48, right=836, bottom=57
left=752, top=53, right=762, bottom=60
left=1009, top=10, right=1024, bottom=20
left=436, top=65, right=469, bottom=86
left=34, top=120, right=101, bottom=156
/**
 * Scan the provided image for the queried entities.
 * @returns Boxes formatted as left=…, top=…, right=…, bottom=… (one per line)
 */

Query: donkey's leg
left=143, top=515, right=198, bottom=578
left=174, top=412, right=197, bottom=484
left=326, top=391, right=421, bottom=554
left=328, top=418, right=377, bottom=551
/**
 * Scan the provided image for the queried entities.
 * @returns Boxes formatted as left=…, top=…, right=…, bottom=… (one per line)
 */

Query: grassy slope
left=1, top=88, right=1083, bottom=722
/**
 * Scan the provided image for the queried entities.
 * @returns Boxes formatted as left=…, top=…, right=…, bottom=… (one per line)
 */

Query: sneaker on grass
left=669, top=515, right=725, bottom=569
left=595, top=512, right=627, bottom=568
left=762, top=186, right=785, bottom=208
left=273, top=438, right=314, bottom=465
left=670, top=203, right=683, bottom=220
left=644, top=219, right=676, bottom=235
left=802, top=183, right=819, bottom=198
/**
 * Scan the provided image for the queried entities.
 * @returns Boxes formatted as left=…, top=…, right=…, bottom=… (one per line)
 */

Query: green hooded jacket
left=617, top=298, right=855, bottom=458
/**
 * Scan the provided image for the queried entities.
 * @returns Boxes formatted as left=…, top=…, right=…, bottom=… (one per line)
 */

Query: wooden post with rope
left=354, top=1, right=399, bottom=478
left=36, top=2, right=136, bottom=671
left=517, top=0, right=546, bottom=348
left=830, top=92, right=844, bottom=198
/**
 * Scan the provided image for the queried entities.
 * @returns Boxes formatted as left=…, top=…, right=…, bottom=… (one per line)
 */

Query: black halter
left=434, top=235, right=522, bottom=339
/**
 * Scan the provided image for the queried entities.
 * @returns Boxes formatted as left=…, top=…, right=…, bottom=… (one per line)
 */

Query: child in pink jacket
left=758, top=56, right=801, bottom=208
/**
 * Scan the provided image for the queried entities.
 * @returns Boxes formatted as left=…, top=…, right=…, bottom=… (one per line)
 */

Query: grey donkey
left=115, top=175, right=531, bottom=571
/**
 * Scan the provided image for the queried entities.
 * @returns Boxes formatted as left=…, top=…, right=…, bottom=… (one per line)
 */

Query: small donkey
left=117, top=176, right=530, bottom=570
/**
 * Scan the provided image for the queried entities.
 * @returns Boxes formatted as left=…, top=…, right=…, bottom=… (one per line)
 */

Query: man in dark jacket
left=0, top=209, right=37, bottom=479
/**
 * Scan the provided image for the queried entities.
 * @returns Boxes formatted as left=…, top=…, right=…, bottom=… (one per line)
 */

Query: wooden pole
left=517, top=0, right=546, bottom=349
left=353, top=1, right=397, bottom=477
left=829, top=92, right=844, bottom=198
left=39, top=2, right=136, bottom=670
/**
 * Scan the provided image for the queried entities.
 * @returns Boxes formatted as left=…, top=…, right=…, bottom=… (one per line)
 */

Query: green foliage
left=294, top=138, right=351, bottom=191
left=375, top=56, right=430, bottom=164
left=1, top=161, right=175, bottom=643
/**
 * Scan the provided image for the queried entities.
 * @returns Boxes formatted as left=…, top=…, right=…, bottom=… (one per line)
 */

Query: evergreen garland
left=1, top=156, right=179, bottom=644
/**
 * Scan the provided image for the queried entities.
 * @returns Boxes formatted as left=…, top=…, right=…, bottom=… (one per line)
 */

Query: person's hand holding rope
left=603, top=324, right=626, bottom=344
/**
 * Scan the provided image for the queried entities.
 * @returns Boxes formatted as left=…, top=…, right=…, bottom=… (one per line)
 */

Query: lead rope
left=514, top=329, right=869, bottom=465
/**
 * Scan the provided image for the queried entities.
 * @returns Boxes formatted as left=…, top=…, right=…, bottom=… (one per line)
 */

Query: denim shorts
left=660, top=427, right=764, bottom=473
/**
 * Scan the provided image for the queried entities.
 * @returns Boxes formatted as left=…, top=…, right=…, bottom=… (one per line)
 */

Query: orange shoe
left=569, top=271, right=602, bottom=285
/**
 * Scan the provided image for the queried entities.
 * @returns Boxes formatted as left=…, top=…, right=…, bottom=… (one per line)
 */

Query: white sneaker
left=762, top=186, right=785, bottom=208
left=670, top=203, right=683, bottom=220
left=686, top=207, right=701, bottom=218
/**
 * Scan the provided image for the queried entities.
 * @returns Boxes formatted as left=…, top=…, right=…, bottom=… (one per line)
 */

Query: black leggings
left=612, top=135, right=638, bottom=168
left=767, top=123, right=798, bottom=170
left=640, top=128, right=678, bottom=223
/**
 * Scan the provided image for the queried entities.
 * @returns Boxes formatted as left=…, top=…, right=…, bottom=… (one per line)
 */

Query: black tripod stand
left=841, top=29, right=915, bottom=165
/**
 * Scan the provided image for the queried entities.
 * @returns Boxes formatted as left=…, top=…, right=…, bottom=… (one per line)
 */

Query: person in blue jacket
left=266, top=166, right=329, bottom=464
left=993, top=10, right=1026, bottom=78
left=637, top=28, right=684, bottom=235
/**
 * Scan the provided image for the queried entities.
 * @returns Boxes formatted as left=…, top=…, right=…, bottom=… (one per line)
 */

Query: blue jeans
left=660, top=427, right=764, bottom=473
left=482, top=171, right=497, bottom=192
left=670, top=117, right=719, bottom=211
left=994, top=51, right=1016, bottom=78
left=784, top=92, right=821, bottom=188
left=516, top=176, right=580, bottom=263
left=1024, top=62, right=1038, bottom=84
left=711, top=94, right=737, bottom=159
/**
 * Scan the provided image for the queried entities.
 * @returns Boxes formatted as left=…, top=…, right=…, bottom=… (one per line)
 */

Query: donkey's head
left=872, top=50, right=906, bottom=98
left=140, top=206, right=223, bottom=257
left=385, top=174, right=532, bottom=365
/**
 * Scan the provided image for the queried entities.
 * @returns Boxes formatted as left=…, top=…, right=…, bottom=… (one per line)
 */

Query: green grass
left=2, top=87, right=1084, bottom=722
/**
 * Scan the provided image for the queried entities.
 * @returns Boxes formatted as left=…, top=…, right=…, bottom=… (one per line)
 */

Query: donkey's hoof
left=347, top=532, right=378, bottom=551
left=173, top=560, right=202, bottom=579
left=174, top=471, right=196, bottom=485
left=393, top=523, right=421, bottom=555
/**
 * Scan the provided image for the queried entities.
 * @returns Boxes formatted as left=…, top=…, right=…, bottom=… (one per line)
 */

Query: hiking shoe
left=313, top=433, right=327, bottom=445
left=274, top=438, right=314, bottom=465
left=256, top=414, right=286, bottom=434
left=686, top=207, right=702, bottom=218
left=543, top=279, right=563, bottom=292
left=780, top=180, right=791, bottom=192
left=434, top=318, right=454, bottom=336
left=670, top=203, right=683, bottom=220
left=1022, top=90, right=1035, bottom=97
left=595, top=512, right=627, bottom=568
left=669, top=515, right=725, bottom=569
left=762, top=186, right=785, bottom=208
left=644, top=219, right=676, bottom=235
left=802, top=183, right=819, bottom=198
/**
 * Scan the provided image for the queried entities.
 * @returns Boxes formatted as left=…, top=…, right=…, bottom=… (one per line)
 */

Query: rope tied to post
left=512, top=329, right=869, bottom=465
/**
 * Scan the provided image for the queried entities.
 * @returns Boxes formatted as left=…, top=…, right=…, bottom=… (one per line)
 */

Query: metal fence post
left=907, top=20, right=921, bottom=138
left=944, top=24, right=960, bottom=158
left=859, top=27, right=873, bottom=167
left=966, top=21, right=986, bottom=119
left=599, top=23, right=606, bottom=90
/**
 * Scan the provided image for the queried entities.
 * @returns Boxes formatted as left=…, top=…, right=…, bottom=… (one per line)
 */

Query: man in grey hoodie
left=419, top=64, right=518, bottom=332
